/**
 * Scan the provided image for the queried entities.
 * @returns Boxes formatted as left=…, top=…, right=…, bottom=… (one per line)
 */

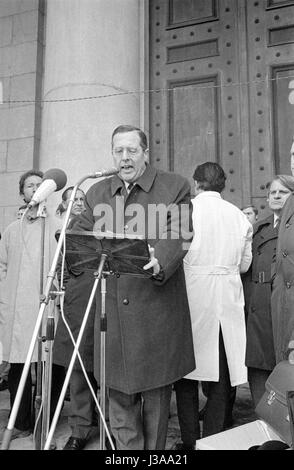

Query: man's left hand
left=143, top=246, right=161, bottom=275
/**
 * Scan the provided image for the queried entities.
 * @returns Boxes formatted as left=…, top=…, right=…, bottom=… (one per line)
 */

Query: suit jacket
left=73, top=164, right=195, bottom=394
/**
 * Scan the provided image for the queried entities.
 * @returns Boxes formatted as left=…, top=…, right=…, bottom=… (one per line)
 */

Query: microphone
left=92, top=168, right=119, bottom=178
left=28, top=168, right=67, bottom=208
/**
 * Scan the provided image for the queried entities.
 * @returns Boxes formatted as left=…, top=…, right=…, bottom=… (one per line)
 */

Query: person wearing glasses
left=72, top=124, right=195, bottom=450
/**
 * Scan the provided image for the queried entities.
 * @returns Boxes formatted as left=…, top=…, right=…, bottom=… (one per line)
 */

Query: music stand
left=44, top=230, right=152, bottom=450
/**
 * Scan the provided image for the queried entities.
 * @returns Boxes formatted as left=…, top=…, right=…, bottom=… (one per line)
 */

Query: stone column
left=0, top=0, right=45, bottom=231
left=40, top=0, right=144, bottom=194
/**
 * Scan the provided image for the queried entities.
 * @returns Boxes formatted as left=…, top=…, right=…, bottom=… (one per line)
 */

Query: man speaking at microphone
left=73, top=125, right=195, bottom=450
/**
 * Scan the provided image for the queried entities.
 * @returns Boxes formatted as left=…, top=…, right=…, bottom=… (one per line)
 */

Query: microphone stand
left=99, top=273, right=108, bottom=450
left=0, top=174, right=99, bottom=450
left=43, top=252, right=113, bottom=450
left=34, top=209, right=46, bottom=450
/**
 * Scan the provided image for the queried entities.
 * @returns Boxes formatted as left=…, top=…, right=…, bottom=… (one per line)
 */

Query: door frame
left=140, top=0, right=150, bottom=136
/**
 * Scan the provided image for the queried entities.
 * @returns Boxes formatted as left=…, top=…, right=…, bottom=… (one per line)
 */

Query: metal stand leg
left=100, top=276, right=107, bottom=450
left=1, top=302, right=48, bottom=450
left=44, top=253, right=112, bottom=450
left=40, top=314, right=55, bottom=448
left=34, top=216, right=46, bottom=450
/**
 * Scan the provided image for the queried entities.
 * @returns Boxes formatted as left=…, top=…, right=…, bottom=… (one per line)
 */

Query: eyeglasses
left=113, top=147, right=141, bottom=158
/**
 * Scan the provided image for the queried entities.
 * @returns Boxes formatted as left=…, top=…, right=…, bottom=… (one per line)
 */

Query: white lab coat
left=184, top=191, right=252, bottom=386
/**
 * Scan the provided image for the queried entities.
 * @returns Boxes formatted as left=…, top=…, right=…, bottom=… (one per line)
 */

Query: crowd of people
left=0, top=124, right=294, bottom=450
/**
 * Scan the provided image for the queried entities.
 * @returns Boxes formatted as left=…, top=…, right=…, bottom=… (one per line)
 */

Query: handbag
left=255, top=360, right=294, bottom=446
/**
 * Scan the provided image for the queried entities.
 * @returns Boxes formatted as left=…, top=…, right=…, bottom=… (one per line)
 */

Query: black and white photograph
left=1, top=0, right=294, bottom=454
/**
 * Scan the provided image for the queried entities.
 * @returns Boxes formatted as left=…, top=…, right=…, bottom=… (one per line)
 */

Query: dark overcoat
left=53, top=270, right=96, bottom=371
left=245, top=215, right=277, bottom=371
left=53, top=216, right=96, bottom=371
left=272, top=194, right=294, bottom=363
left=74, top=164, right=195, bottom=394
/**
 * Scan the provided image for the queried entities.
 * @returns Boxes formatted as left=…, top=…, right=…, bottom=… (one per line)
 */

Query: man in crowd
left=245, top=175, right=294, bottom=407
left=174, top=162, right=252, bottom=449
left=242, top=205, right=258, bottom=226
left=56, top=186, right=86, bottom=221
left=0, top=170, right=60, bottom=442
left=73, top=124, right=195, bottom=450
left=0, top=203, right=36, bottom=395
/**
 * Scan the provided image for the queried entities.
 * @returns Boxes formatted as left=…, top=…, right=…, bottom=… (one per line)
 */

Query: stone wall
left=0, top=0, right=45, bottom=233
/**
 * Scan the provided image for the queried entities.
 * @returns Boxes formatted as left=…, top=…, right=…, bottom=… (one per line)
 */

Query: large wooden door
left=149, top=0, right=294, bottom=217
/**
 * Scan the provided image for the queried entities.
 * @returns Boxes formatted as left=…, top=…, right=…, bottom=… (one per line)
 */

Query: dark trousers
left=202, top=330, right=232, bottom=437
left=109, top=385, right=172, bottom=450
left=8, top=363, right=66, bottom=431
left=50, top=364, right=67, bottom=422
left=175, top=329, right=232, bottom=442
left=8, top=363, right=33, bottom=431
left=248, top=367, right=271, bottom=408
left=174, top=378, right=200, bottom=446
left=201, top=380, right=236, bottom=427
left=50, top=366, right=103, bottom=439
left=69, top=369, right=98, bottom=439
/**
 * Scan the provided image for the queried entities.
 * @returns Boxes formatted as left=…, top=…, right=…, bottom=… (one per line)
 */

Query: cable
left=19, top=208, right=40, bottom=292
left=2, top=74, right=294, bottom=104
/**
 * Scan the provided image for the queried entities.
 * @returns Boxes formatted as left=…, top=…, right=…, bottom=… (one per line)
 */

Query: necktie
left=127, top=183, right=134, bottom=194
left=274, top=217, right=280, bottom=229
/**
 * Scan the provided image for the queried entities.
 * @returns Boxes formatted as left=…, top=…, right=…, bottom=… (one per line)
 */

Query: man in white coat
left=0, top=170, right=60, bottom=442
left=174, top=162, right=252, bottom=449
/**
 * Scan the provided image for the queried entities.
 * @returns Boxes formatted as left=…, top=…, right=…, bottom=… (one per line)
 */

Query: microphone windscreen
left=103, top=167, right=119, bottom=177
left=43, top=168, right=67, bottom=191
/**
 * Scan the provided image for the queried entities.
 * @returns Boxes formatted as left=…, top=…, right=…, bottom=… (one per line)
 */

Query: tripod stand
left=0, top=174, right=100, bottom=450
left=0, top=193, right=152, bottom=450
left=43, top=250, right=112, bottom=450
left=43, top=230, right=153, bottom=450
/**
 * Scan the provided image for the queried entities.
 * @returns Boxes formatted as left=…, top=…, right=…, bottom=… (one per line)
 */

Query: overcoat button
left=282, top=251, right=288, bottom=257
left=286, top=282, right=291, bottom=289
left=285, top=223, right=290, bottom=228
left=123, top=298, right=129, bottom=305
